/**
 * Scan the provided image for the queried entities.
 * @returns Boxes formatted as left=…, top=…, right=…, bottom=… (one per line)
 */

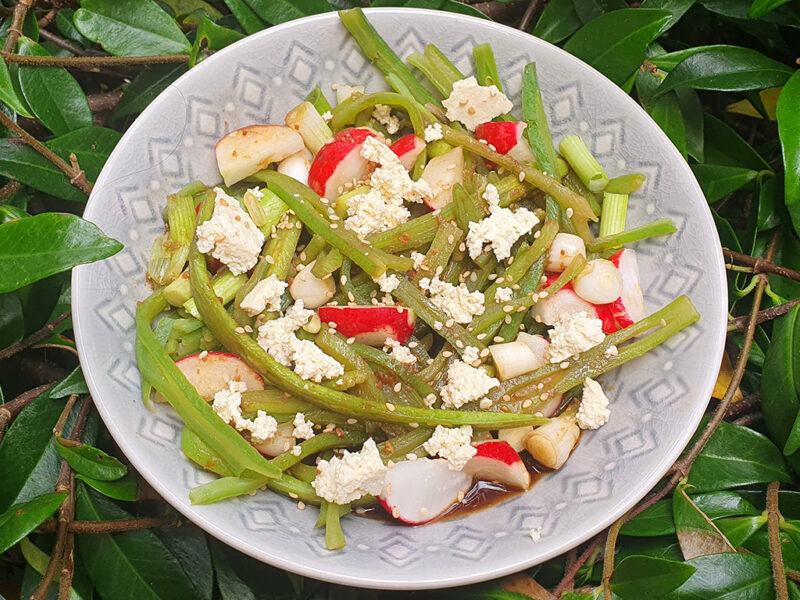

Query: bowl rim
left=72, top=6, right=728, bottom=589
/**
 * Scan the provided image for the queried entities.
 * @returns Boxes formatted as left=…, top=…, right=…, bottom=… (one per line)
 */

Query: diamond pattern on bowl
left=72, top=9, right=725, bottom=589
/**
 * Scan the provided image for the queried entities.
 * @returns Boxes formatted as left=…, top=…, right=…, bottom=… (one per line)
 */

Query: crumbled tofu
left=418, top=276, right=485, bottom=324
left=466, top=184, right=540, bottom=261
left=424, top=122, right=443, bottom=142
left=291, top=445, right=303, bottom=456
left=211, top=380, right=277, bottom=443
left=441, top=76, right=513, bottom=131
left=321, top=110, right=333, bottom=122
left=372, top=104, right=400, bottom=134
left=529, top=527, right=542, bottom=542
left=604, top=345, right=619, bottom=357
left=345, top=137, right=439, bottom=238
left=439, top=360, right=500, bottom=409
left=257, top=301, right=344, bottom=382
left=494, top=286, right=513, bottom=303
left=292, top=412, right=315, bottom=440
left=546, top=311, right=605, bottom=363
left=196, top=187, right=265, bottom=275
left=410, top=251, right=426, bottom=270
left=423, top=425, right=476, bottom=471
left=383, top=338, right=416, bottom=365
left=239, top=274, right=287, bottom=316
left=576, top=377, right=610, bottom=430
left=462, top=345, right=480, bottom=365
left=375, top=273, right=400, bottom=293
left=311, top=438, right=387, bottom=504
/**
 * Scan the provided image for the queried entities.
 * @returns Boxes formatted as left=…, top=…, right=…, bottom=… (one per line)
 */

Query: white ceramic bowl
left=73, top=8, right=727, bottom=589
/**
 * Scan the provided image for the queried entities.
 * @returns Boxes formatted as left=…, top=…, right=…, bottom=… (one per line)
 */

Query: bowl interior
left=72, top=8, right=726, bottom=590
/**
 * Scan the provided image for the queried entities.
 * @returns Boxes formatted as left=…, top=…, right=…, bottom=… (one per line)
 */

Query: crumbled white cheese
left=410, top=251, right=426, bottom=270
left=372, top=104, right=400, bottom=134
left=423, top=425, right=476, bottom=470
left=257, top=301, right=344, bottom=382
left=418, top=276, right=485, bottom=324
left=291, top=445, right=303, bottom=456
left=576, top=377, right=610, bottom=430
left=311, top=438, right=387, bottom=504
left=211, top=380, right=277, bottom=443
left=439, top=360, right=499, bottom=409
left=375, top=273, right=400, bottom=293
left=547, top=311, right=605, bottom=363
left=424, top=122, right=443, bottom=142
left=321, top=110, right=333, bottom=122
left=529, top=527, right=542, bottom=542
left=240, top=274, right=287, bottom=316
left=604, top=345, right=619, bottom=357
left=466, top=184, right=540, bottom=261
left=383, top=338, right=416, bottom=365
left=441, top=76, right=513, bottom=131
left=461, top=345, right=480, bottom=365
left=344, top=137, right=437, bottom=239
left=494, top=286, right=513, bottom=303
left=292, top=412, right=316, bottom=440
left=196, top=187, right=265, bottom=275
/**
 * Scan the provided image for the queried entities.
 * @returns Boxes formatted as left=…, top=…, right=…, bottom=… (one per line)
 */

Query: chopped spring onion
left=559, top=135, right=609, bottom=193
left=599, top=192, right=629, bottom=238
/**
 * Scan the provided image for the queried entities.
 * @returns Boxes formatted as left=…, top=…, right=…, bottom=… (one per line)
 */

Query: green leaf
left=0, top=291, right=24, bottom=349
left=211, top=541, right=257, bottom=600
left=0, top=140, right=86, bottom=202
left=777, top=70, right=800, bottom=236
left=621, top=500, right=675, bottom=537
left=0, top=492, right=67, bottom=554
left=0, top=389, right=66, bottom=512
left=699, top=0, right=800, bottom=26
left=673, top=481, right=734, bottom=560
left=639, top=0, right=696, bottom=29
left=242, top=0, right=331, bottom=24
left=714, top=515, right=767, bottom=547
left=687, top=419, right=794, bottom=491
left=56, top=8, right=93, bottom=48
left=675, top=88, right=704, bottom=161
left=160, top=0, right=223, bottom=21
left=219, top=0, right=266, bottom=34
left=691, top=164, right=759, bottom=203
left=571, top=0, right=628, bottom=24
left=756, top=171, right=781, bottom=231
left=745, top=528, right=800, bottom=572
left=532, top=0, right=582, bottom=42
left=762, top=304, right=800, bottom=472
left=648, top=91, right=687, bottom=158
left=46, top=126, right=122, bottom=183
left=50, top=367, right=89, bottom=399
left=17, top=38, right=92, bottom=136
left=369, top=0, right=489, bottom=19
left=55, top=439, right=127, bottom=481
left=654, top=46, right=793, bottom=97
left=0, top=55, right=32, bottom=117
left=74, top=0, right=191, bottom=56
left=19, top=538, right=86, bottom=600
left=112, top=64, right=187, bottom=120
left=0, top=213, right=122, bottom=294
left=189, top=17, right=244, bottom=67
left=76, top=474, right=138, bottom=501
left=703, top=113, right=771, bottom=171
left=75, top=485, right=202, bottom=600
left=694, top=491, right=761, bottom=519
left=563, top=9, right=671, bottom=86
left=663, top=553, right=774, bottom=599
left=749, top=0, right=794, bottom=18
left=160, top=527, right=213, bottom=600
left=611, top=555, right=695, bottom=600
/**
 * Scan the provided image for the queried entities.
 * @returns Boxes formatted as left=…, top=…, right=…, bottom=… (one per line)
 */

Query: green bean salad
left=135, top=8, right=699, bottom=549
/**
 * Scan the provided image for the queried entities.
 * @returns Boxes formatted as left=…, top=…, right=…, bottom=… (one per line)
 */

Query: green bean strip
left=439, top=123, right=597, bottom=223
left=182, top=427, right=234, bottom=477
left=586, top=218, right=677, bottom=253
left=315, top=327, right=384, bottom=405
left=473, top=43, right=504, bottom=92
left=191, top=196, right=548, bottom=429
left=331, top=91, right=425, bottom=135
left=289, top=462, right=317, bottom=484
left=251, top=171, right=387, bottom=278
left=136, top=292, right=279, bottom=480
left=351, top=343, right=437, bottom=405
left=393, top=278, right=486, bottom=356
left=378, top=427, right=434, bottom=462
left=323, top=370, right=367, bottom=390
left=271, top=430, right=367, bottom=472
left=325, top=502, right=347, bottom=550
left=241, top=390, right=353, bottom=425
left=495, top=174, right=533, bottom=208
left=497, top=254, right=546, bottom=341
left=338, top=8, right=439, bottom=107
left=470, top=294, right=542, bottom=335
left=406, top=44, right=465, bottom=97
left=452, top=183, right=485, bottom=234
left=311, top=247, right=343, bottom=279
left=605, top=173, right=646, bottom=195
left=368, top=203, right=457, bottom=252
left=563, top=171, right=602, bottom=218
left=305, top=84, right=333, bottom=114
left=339, top=258, right=370, bottom=304
left=423, top=219, right=463, bottom=277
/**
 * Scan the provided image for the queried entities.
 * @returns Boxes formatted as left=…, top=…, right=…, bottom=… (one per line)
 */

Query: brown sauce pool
left=358, top=454, right=550, bottom=525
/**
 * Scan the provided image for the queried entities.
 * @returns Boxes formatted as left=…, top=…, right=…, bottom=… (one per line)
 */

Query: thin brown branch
left=87, top=90, right=123, bottom=113
left=0, top=51, right=190, bottom=67
left=470, top=0, right=522, bottom=20
left=0, top=180, right=22, bottom=201
left=602, top=516, right=626, bottom=600
left=728, top=298, right=800, bottom=333
left=768, top=482, right=790, bottom=600
left=38, top=29, right=107, bottom=58
left=0, top=311, right=71, bottom=361
left=0, top=111, right=92, bottom=192
left=37, top=6, right=58, bottom=28
left=57, top=533, right=74, bottom=600
left=0, top=382, right=57, bottom=443
left=3, top=0, right=36, bottom=53
left=32, top=343, right=79, bottom=357
left=788, top=569, right=800, bottom=583
left=518, top=0, right=543, bottom=31
left=52, top=394, right=79, bottom=439
left=724, top=393, right=761, bottom=419
left=732, top=411, right=763, bottom=427
left=552, top=535, right=605, bottom=597
left=723, top=248, right=800, bottom=283
left=501, top=572, right=555, bottom=600
left=38, top=516, right=184, bottom=534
